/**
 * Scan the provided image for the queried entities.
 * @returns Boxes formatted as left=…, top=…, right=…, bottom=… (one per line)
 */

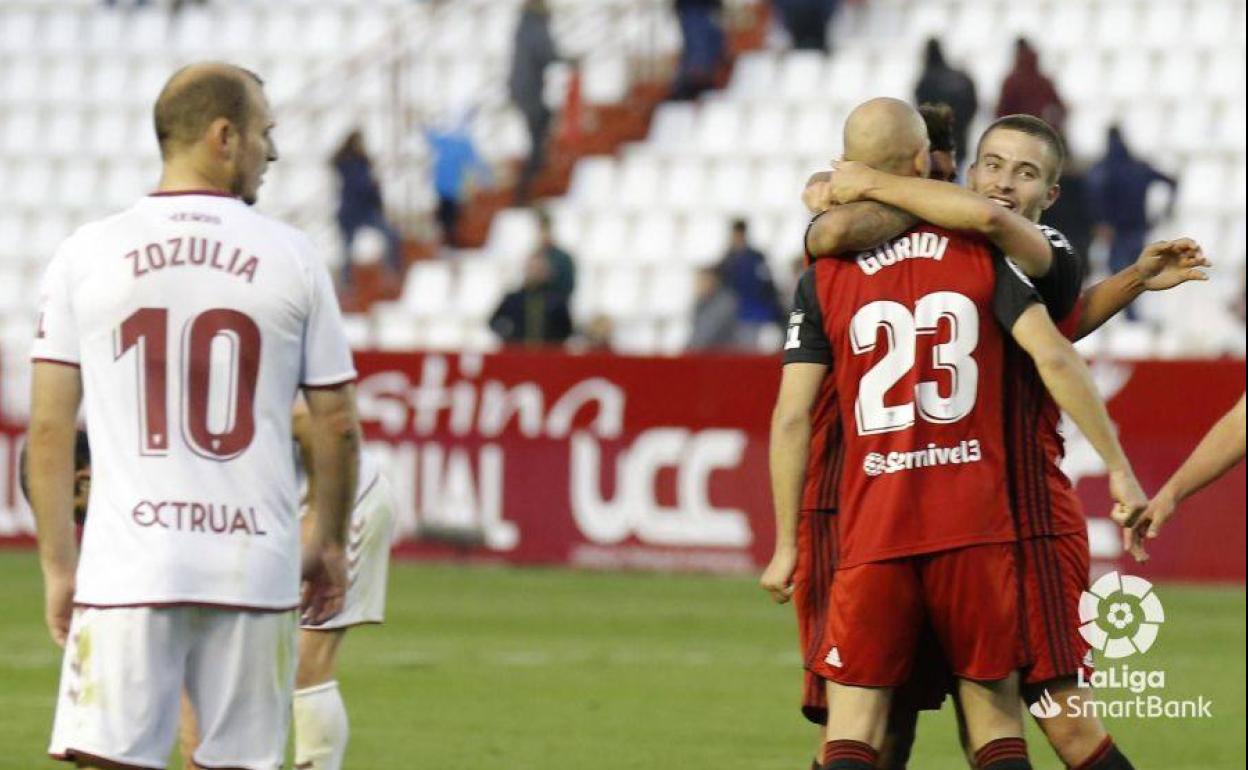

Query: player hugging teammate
left=762, top=97, right=1211, bottom=770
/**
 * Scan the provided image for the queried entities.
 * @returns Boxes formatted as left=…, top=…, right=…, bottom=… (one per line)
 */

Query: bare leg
left=1026, top=677, right=1109, bottom=767
left=956, top=673, right=1025, bottom=753
left=824, top=680, right=893, bottom=749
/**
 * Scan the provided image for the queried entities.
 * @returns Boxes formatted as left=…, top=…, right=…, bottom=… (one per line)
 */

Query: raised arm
left=828, top=160, right=1054, bottom=277
left=1073, top=238, right=1209, bottom=340
left=28, top=361, right=83, bottom=647
left=1007, top=304, right=1147, bottom=523
left=1137, top=394, right=1245, bottom=540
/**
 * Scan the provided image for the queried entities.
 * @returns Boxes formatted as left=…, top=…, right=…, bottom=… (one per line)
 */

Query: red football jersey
left=785, top=225, right=1039, bottom=567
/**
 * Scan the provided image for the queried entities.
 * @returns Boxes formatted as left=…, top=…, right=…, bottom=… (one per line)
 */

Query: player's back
left=33, top=192, right=356, bottom=609
left=807, top=224, right=1030, bottom=568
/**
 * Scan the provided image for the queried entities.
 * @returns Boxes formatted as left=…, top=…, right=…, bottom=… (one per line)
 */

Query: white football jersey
left=31, top=191, right=357, bottom=610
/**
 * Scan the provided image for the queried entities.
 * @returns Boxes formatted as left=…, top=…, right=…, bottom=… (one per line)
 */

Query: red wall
left=2, top=352, right=1243, bottom=582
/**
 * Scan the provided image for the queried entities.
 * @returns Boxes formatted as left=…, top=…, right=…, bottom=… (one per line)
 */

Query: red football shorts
left=815, top=542, right=1026, bottom=687
left=1019, top=530, right=1094, bottom=686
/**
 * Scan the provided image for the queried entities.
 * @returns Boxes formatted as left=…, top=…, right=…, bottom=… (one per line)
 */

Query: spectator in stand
left=688, top=267, right=741, bottom=350
left=509, top=0, right=561, bottom=203
left=425, top=110, right=492, bottom=249
left=1086, top=126, right=1179, bottom=317
left=996, top=38, right=1067, bottom=136
left=1042, top=162, right=1095, bottom=279
left=774, top=0, right=838, bottom=52
left=489, top=251, right=573, bottom=346
left=670, top=0, right=726, bottom=101
left=568, top=314, right=615, bottom=353
left=331, top=129, right=404, bottom=287
left=914, top=39, right=977, bottom=165
left=535, top=209, right=576, bottom=304
left=717, top=218, right=784, bottom=348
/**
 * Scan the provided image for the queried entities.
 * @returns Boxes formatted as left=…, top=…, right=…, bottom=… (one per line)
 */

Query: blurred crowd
left=319, top=1, right=1221, bottom=354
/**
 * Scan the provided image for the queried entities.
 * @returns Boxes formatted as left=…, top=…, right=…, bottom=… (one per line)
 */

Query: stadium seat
left=583, top=55, right=630, bottom=105
left=581, top=212, right=631, bottom=266
left=679, top=212, right=728, bottom=267
left=728, top=51, right=778, bottom=100
left=598, top=264, right=645, bottom=319
left=484, top=208, right=540, bottom=265
left=1190, top=0, right=1237, bottom=46
left=1104, top=51, right=1153, bottom=104
left=1093, top=0, right=1140, bottom=50
left=705, top=158, right=754, bottom=214
left=341, top=313, right=374, bottom=351
left=455, top=259, right=507, bottom=320
left=647, top=102, right=698, bottom=153
left=660, top=159, right=707, bottom=212
left=741, top=103, right=789, bottom=158
left=400, top=261, right=454, bottom=318
left=617, top=155, right=663, bottom=212
left=567, top=156, right=617, bottom=208
left=695, top=100, right=744, bottom=156
left=646, top=266, right=695, bottom=319
left=610, top=318, right=659, bottom=355
left=778, top=51, right=828, bottom=103
left=1140, top=2, right=1188, bottom=49
left=371, top=302, right=423, bottom=351
left=631, top=211, right=679, bottom=265
left=424, top=318, right=467, bottom=351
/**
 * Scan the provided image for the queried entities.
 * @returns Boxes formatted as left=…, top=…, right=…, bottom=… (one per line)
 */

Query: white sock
left=293, top=681, right=349, bottom=770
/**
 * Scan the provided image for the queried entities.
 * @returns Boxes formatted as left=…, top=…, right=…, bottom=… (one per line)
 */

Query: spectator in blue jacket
left=332, top=130, right=404, bottom=286
left=426, top=110, right=492, bottom=249
left=717, top=218, right=783, bottom=348
left=1087, top=126, right=1179, bottom=316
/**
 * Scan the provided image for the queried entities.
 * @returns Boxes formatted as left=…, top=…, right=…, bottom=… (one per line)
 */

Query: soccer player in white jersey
left=26, top=62, right=360, bottom=770
left=180, top=401, right=394, bottom=770
left=289, top=401, right=392, bottom=770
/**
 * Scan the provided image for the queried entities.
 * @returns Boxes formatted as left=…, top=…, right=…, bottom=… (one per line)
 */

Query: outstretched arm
left=828, top=160, right=1054, bottom=277
left=1073, top=238, right=1209, bottom=339
left=1131, top=394, right=1245, bottom=550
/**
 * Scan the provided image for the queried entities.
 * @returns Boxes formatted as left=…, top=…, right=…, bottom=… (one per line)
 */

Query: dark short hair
left=18, top=430, right=91, bottom=506
left=918, top=102, right=956, bottom=154
left=731, top=218, right=748, bottom=234
left=154, top=67, right=263, bottom=158
left=978, top=114, right=1066, bottom=182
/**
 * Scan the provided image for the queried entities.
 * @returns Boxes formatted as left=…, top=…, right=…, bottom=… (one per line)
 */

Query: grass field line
left=368, top=647, right=802, bottom=668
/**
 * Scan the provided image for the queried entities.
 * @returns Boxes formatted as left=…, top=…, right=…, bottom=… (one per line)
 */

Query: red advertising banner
left=1, top=352, right=1243, bottom=582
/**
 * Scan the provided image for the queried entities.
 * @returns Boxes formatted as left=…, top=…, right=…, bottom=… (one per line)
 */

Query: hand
left=826, top=160, right=877, bottom=205
left=1123, top=488, right=1179, bottom=562
left=1108, top=467, right=1148, bottom=529
left=1135, top=238, right=1210, bottom=291
left=802, top=171, right=833, bottom=214
left=300, top=541, right=347, bottom=626
left=759, top=546, right=798, bottom=604
left=44, top=569, right=75, bottom=647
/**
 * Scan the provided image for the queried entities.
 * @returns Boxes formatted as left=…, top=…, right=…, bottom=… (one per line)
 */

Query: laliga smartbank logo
left=1029, top=573, right=1213, bottom=721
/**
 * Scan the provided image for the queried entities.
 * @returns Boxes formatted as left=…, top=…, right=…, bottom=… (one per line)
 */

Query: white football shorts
left=302, top=474, right=394, bottom=631
left=49, top=605, right=297, bottom=770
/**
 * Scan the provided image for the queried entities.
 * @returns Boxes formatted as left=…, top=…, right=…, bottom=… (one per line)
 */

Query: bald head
left=154, top=62, right=264, bottom=159
left=843, top=98, right=930, bottom=177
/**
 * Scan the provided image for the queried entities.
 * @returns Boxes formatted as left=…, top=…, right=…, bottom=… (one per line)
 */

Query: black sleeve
left=992, top=256, right=1043, bottom=332
left=782, top=267, right=833, bottom=366
left=1031, top=224, right=1084, bottom=322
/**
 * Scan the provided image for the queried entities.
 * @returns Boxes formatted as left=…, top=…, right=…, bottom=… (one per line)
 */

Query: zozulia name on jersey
left=856, top=231, right=951, bottom=276
left=124, top=237, right=260, bottom=283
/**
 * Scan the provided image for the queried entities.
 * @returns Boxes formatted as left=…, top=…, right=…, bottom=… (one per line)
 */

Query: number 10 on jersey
left=115, top=307, right=261, bottom=460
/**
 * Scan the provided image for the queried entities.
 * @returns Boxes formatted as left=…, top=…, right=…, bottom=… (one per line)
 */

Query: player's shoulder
left=1036, top=223, right=1076, bottom=254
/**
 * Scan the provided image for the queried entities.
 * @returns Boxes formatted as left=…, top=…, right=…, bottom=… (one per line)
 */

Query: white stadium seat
left=400, top=261, right=454, bottom=318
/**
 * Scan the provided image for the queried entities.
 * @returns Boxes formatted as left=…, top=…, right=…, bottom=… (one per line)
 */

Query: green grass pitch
left=0, top=551, right=1243, bottom=769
